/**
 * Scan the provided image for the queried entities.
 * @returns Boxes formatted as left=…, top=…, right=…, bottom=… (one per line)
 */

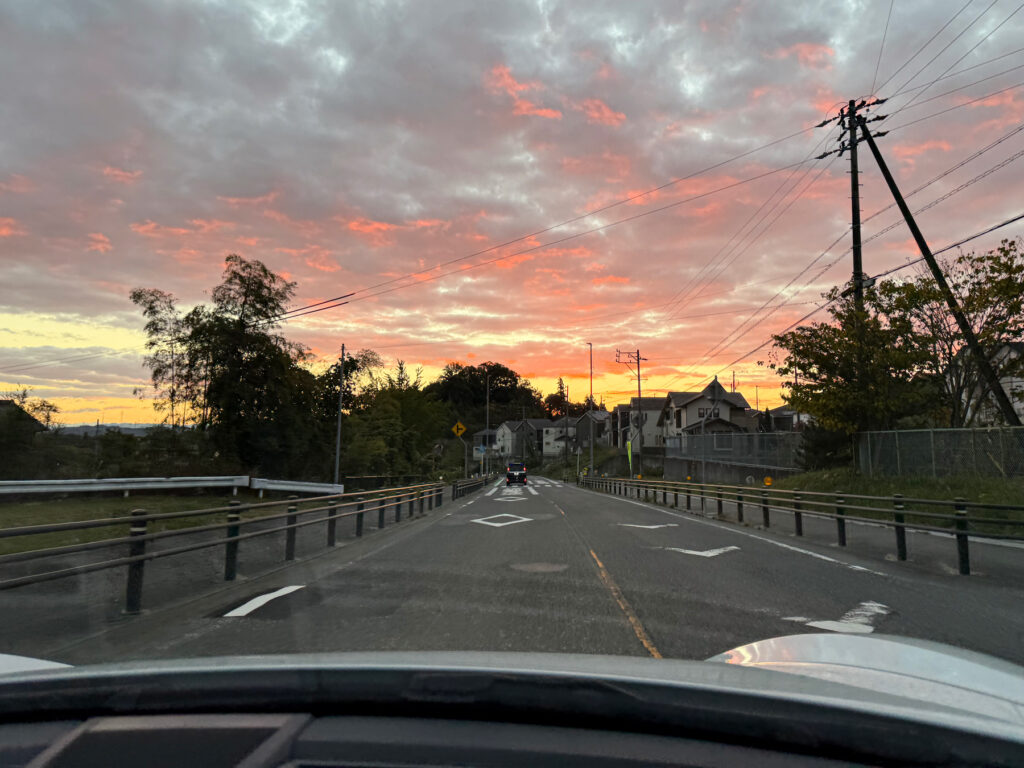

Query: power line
left=888, top=45, right=1024, bottom=99
left=888, top=79, right=1024, bottom=131
left=874, top=0, right=976, bottom=95
left=872, top=0, right=896, bottom=95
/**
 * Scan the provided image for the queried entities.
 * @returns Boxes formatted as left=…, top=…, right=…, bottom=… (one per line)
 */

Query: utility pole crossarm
left=855, top=116, right=1022, bottom=427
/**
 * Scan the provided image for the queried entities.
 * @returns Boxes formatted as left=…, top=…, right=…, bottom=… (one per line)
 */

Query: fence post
left=643, top=484, right=649, bottom=502
left=686, top=485, right=691, bottom=510
left=736, top=489, right=744, bottom=523
left=761, top=490, right=770, bottom=528
left=835, top=492, right=846, bottom=547
left=674, top=490, right=679, bottom=509
left=793, top=491, right=803, bottom=536
left=418, top=490, right=424, bottom=516
left=225, top=500, right=241, bottom=580
left=327, top=500, right=338, bottom=546
left=285, top=495, right=298, bottom=561
left=955, top=499, right=971, bottom=575
left=893, top=493, right=907, bottom=561
left=378, top=497, right=386, bottom=529
left=428, top=486, right=434, bottom=511
left=124, top=508, right=147, bottom=614
left=396, top=494, right=403, bottom=522
left=408, top=492, right=416, bottom=519
left=716, top=487, right=723, bottom=518
left=355, top=499, right=365, bottom=537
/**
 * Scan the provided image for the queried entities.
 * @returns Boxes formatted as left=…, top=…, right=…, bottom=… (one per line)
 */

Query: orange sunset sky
left=2, top=1, right=1024, bottom=424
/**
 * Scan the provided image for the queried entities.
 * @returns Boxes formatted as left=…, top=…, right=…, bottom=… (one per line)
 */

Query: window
left=675, top=410, right=682, bottom=428
left=698, top=408, right=705, bottom=418
left=712, top=408, right=720, bottom=418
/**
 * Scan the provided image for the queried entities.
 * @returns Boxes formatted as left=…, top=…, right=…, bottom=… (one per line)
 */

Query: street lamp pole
left=333, top=343, right=345, bottom=486
left=485, top=372, right=490, bottom=475
left=587, top=342, right=594, bottom=478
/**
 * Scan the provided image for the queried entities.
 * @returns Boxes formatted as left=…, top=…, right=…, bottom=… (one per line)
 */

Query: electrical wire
left=872, top=0, right=896, bottom=95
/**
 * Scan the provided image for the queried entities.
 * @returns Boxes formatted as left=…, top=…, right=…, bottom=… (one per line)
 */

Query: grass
left=770, top=468, right=1024, bottom=535
left=0, top=490, right=330, bottom=557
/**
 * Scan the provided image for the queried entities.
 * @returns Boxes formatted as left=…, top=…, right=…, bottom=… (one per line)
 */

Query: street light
left=587, top=342, right=594, bottom=479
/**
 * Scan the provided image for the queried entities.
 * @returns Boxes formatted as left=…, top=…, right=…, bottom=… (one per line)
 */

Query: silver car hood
left=0, top=635, right=1022, bottom=740
left=709, top=632, right=1024, bottom=726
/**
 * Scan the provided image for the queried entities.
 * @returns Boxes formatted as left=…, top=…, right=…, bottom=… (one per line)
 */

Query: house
left=575, top=410, right=612, bottom=448
left=494, top=418, right=553, bottom=462
left=611, top=404, right=630, bottom=447
left=0, top=399, right=46, bottom=440
left=658, top=378, right=754, bottom=444
left=542, top=417, right=576, bottom=458
left=619, top=397, right=664, bottom=454
left=472, top=428, right=497, bottom=462
left=760, top=406, right=812, bottom=431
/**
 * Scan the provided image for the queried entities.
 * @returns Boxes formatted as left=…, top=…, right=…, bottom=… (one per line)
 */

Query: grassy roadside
left=0, top=491, right=325, bottom=557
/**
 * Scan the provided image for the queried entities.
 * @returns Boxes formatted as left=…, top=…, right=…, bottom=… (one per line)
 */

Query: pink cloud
left=86, top=232, right=112, bottom=252
left=189, top=218, right=235, bottom=233
left=893, top=140, right=952, bottom=160
left=574, top=98, right=626, bottom=126
left=0, top=174, right=34, bottom=194
left=347, top=217, right=396, bottom=234
left=769, top=43, right=834, bottom=70
left=102, top=166, right=143, bottom=184
left=219, top=190, right=279, bottom=207
left=0, top=217, right=25, bottom=237
left=130, top=219, right=192, bottom=237
left=485, top=64, right=562, bottom=120
left=592, top=275, right=630, bottom=285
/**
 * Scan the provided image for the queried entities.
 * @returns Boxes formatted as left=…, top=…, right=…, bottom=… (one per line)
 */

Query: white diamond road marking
left=471, top=513, right=533, bottom=527
left=661, top=546, right=740, bottom=558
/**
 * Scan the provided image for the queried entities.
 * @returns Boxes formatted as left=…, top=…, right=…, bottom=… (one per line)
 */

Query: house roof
left=680, top=417, right=747, bottom=434
left=0, top=400, right=45, bottom=432
left=473, top=428, right=496, bottom=437
left=673, top=378, right=751, bottom=410
left=575, top=410, right=610, bottom=426
left=629, top=397, right=665, bottom=410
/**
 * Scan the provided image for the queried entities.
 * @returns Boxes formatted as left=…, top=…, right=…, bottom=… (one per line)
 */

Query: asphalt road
left=25, top=476, right=1019, bottom=668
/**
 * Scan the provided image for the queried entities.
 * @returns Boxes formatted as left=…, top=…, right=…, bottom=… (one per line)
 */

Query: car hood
left=0, top=635, right=1022, bottom=741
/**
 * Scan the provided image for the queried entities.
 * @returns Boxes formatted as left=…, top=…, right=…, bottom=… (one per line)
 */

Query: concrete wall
left=663, top=457, right=801, bottom=485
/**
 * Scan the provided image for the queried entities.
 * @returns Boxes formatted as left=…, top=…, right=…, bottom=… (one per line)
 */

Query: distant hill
left=60, top=424, right=158, bottom=437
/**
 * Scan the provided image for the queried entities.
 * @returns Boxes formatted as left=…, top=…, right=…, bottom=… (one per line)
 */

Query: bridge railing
left=578, top=476, right=1024, bottom=575
left=0, top=481, right=454, bottom=613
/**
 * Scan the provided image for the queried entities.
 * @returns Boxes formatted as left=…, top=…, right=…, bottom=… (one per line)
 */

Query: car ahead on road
left=1, top=634, right=1023, bottom=765
left=506, top=462, right=527, bottom=485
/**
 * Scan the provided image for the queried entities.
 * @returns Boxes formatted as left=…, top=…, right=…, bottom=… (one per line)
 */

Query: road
left=9, top=478, right=1024, bottom=666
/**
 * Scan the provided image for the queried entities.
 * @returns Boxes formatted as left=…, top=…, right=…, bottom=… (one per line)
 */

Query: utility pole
left=333, top=343, right=345, bottom=485
left=846, top=99, right=866, bottom=315
left=587, top=342, right=594, bottom=478
left=616, top=348, right=647, bottom=476
left=853, top=113, right=1023, bottom=427
left=485, top=372, right=490, bottom=476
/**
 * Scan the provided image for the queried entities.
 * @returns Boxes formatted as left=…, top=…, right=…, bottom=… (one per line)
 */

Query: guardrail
left=452, top=475, right=493, bottom=499
left=0, top=476, right=251, bottom=497
left=0, top=481, right=462, bottom=613
left=579, top=476, right=1024, bottom=575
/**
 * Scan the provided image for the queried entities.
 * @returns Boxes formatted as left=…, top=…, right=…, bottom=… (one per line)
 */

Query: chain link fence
left=665, top=432, right=802, bottom=470
left=857, top=427, right=1024, bottom=478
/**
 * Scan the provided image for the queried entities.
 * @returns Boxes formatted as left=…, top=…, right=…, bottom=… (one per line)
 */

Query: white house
left=542, top=417, right=575, bottom=458
left=658, top=378, right=753, bottom=444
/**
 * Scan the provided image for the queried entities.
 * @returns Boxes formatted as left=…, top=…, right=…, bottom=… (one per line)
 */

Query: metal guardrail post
left=835, top=493, right=846, bottom=546
left=716, top=487, right=723, bottom=518
left=761, top=490, right=770, bottom=527
left=285, top=495, right=298, bottom=561
left=686, top=486, right=691, bottom=510
left=643, top=484, right=649, bottom=502
left=327, top=500, right=338, bottom=546
left=955, top=499, right=971, bottom=575
left=355, top=499, right=365, bottom=537
left=673, top=490, right=679, bottom=508
left=378, top=498, right=386, bottom=529
left=418, top=490, right=424, bottom=516
left=893, top=494, right=907, bottom=561
left=408, top=492, right=415, bottom=519
left=124, top=508, right=148, bottom=614
left=224, top=500, right=241, bottom=581
left=428, top=487, right=434, bottom=511
left=736, top=489, right=744, bottom=523
left=396, top=494, right=403, bottom=522
left=793, top=491, right=803, bottom=536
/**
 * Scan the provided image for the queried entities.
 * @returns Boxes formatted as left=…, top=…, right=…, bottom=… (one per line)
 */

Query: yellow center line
left=588, top=548, right=662, bottom=659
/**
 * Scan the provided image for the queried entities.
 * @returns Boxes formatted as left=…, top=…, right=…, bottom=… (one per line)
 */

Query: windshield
left=1, top=0, right=1023, bottom=685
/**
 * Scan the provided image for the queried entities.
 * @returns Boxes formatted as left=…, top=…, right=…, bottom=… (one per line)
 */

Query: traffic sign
left=452, top=421, right=466, bottom=437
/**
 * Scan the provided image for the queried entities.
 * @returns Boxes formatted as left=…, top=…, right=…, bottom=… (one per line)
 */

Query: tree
left=766, top=287, right=938, bottom=434
left=129, top=288, right=186, bottom=426
left=874, top=239, right=1024, bottom=426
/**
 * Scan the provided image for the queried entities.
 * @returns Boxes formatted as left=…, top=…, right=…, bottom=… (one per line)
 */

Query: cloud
left=0, top=0, right=1022, bottom=414
left=86, top=232, right=112, bottom=252
left=102, top=166, right=143, bottom=184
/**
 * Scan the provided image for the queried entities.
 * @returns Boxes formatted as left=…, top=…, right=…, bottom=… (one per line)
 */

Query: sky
left=2, top=0, right=1023, bottom=425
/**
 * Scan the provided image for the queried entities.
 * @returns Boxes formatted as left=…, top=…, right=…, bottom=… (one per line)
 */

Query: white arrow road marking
left=527, top=486, right=539, bottom=495
left=471, top=513, right=533, bottom=527
left=662, top=546, right=739, bottom=558
left=786, top=601, right=891, bottom=634
left=618, top=523, right=679, bottom=529
left=223, top=585, right=304, bottom=617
